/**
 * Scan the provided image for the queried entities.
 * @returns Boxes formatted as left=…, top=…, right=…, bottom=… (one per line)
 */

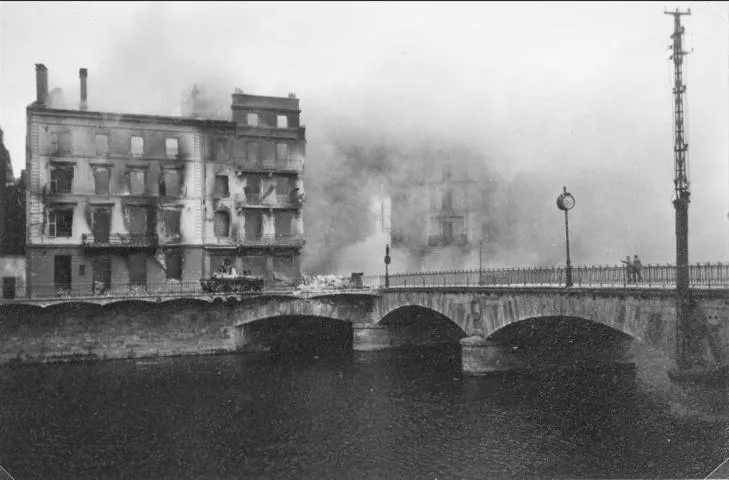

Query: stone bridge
left=229, top=286, right=729, bottom=375
left=2, top=286, right=727, bottom=377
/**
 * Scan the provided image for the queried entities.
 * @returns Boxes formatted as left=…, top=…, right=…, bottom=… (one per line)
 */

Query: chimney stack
left=79, top=68, right=88, bottom=111
left=35, top=64, right=48, bottom=106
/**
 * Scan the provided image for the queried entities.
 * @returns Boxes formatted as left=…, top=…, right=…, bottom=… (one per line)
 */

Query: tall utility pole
left=665, top=8, right=693, bottom=369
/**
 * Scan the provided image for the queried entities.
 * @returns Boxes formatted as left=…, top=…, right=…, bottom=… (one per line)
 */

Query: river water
left=1, top=342, right=728, bottom=479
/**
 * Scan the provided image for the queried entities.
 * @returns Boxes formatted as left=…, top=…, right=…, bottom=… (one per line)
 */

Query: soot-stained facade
left=202, top=91, right=305, bottom=285
left=26, top=65, right=305, bottom=297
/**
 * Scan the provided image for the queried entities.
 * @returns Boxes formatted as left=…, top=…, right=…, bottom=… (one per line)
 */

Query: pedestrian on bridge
left=633, top=255, right=643, bottom=282
left=621, top=256, right=635, bottom=284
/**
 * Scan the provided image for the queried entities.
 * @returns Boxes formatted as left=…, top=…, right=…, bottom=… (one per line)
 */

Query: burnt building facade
left=25, top=65, right=305, bottom=297
left=201, top=92, right=305, bottom=285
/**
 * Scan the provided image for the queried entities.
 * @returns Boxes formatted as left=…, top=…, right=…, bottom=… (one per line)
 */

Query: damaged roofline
left=26, top=103, right=236, bottom=129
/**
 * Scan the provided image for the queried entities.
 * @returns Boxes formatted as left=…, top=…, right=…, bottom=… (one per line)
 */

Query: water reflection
left=0, top=344, right=727, bottom=480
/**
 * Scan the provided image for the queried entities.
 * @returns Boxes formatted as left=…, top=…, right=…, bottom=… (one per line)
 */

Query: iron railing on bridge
left=6, top=263, right=729, bottom=302
left=361, top=263, right=729, bottom=289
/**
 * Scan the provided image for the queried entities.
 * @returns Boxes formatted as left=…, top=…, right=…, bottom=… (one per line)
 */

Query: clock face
left=562, top=194, right=575, bottom=210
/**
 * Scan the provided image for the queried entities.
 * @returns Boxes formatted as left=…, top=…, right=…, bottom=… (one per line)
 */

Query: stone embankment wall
left=0, top=300, right=242, bottom=364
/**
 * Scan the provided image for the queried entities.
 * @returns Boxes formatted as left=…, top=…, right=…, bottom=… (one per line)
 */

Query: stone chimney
left=79, top=68, right=88, bottom=110
left=35, top=64, right=48, bottom=106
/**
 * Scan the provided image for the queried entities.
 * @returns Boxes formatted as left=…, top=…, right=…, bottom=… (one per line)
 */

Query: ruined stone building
left=389, top=146, right=500, bottom=270
left=201, top=92, right=305, bottom=283
left=25, top=64, right=305, bottom=297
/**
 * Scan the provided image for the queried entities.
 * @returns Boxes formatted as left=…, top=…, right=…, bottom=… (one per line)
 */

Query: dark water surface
left=1, top=344, right=728, bottom=479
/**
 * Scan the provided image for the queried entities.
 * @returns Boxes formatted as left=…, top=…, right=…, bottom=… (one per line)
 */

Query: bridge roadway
left=2, top=266, right=728, bottom=376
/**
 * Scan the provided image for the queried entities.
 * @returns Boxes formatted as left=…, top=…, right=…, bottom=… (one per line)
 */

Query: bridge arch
left=373, top=290, right=646, bottom=341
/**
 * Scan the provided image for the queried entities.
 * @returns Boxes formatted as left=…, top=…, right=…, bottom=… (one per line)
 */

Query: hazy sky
left=1, top=1, right=728, bottom=266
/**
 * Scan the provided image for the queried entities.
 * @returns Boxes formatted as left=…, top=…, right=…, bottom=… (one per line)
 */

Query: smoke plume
left=37, top=2, right=727, bottom=276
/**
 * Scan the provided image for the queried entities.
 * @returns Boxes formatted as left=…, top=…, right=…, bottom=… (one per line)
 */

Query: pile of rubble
left=294, top=274, right=351, bottom=293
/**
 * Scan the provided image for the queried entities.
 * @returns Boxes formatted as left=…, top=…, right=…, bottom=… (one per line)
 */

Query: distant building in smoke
left=389, top=146, right=498, bottom=270
left=24, top=64, right=305, bottom=298
left=370, top=186, right=391, bottom=240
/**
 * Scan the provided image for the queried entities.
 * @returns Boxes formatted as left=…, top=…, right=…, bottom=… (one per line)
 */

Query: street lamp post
left=479, top=241, right=483, bottom=284
left=556, top=186, right=576, bottom=287
left=384, top=244, right=391, bottom=288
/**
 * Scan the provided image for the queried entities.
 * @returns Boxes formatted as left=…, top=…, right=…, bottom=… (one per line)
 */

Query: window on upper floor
left=93, top=134, right=109, bottom=156
left=214, top=175, right=229, bottom=197
left=246, top=141, right=259, bottom=165
left=48, top=209, right=73, bottom=237
left=131, top=135, right=144, bottom=157
left=276, top=143, right=289, bottom=164
left=56, top=131, right=73, bottom=155
left=160, top=169, right=181, bottom=197
left=276, top=176, right=290, bottom=195
left=277, top=115, right=288, bottom=128
left=50, top=166, right=74, bottom=194
left=129, top=169, right=146, bottom=195
left=247, top=113, right=259, bottom=127
left=163, top=209, right=181, bottom=238
left=165, top=138, right=179, bottom=159
left=442, top=190, right=453, bottom=210
left=165, top=248, right=183, bottom=281
left=443, top=166, right=452, bottom=181
left=214, top=211, right=230, bottom=238
left=93, top=168, right=110, bottom=195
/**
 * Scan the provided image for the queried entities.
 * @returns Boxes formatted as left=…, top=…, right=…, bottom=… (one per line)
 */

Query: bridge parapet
left=363, top=263, right=729, bottom=289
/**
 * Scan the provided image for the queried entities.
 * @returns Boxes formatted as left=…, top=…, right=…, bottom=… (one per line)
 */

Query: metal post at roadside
left=556, top=186, right=576, bottom=287
left=384, top=244, right=391, bottom=288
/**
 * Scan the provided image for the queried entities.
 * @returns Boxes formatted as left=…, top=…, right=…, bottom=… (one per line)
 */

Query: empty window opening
left=273, top=254, right=294, bottom=270
left=275, top=211, right=293, bottom=237
left=276, top=176, right=291, bottom=195
left=93, top=256, right=111, bottom=294
left=241, top=255, right=266, bottom=276
left=129, top=207, right=148, bottom=236
left=131, top=136, right=144, bottom=157
left=3, top=277, right=16, bottom=299
left=160, top=169, right=181, bottom=197
left=244, top=176, right=261, bottom=203
left=50, top=167, right=74, bottom=193
left=443, top=167, right=452, bottom=181
left=214, top=175, right=229, bottom=197
left=211, top=255, right=235, bottom=275
left=129, top=169, right=146, bottom=195
left=79, top=264, right=86, bottom=276
left=166, top=249, right=183, bottom=281
left=246, top=141, right=259, bottom=164
left=442, top=191, right=453, bottom=210
left=277, top=115, right=288, bottom=128
left=245, top=211, right=263, bottom=240
left=95, top=134, right=109, bottom=156
left=59, top=131, right=73, bottom=155
left=93, top=208, right=111, bottom=243
left=165, top=138, right=179, bottom=158
left=94, top=168, right=110, bottom=195
left=247, top=113, right=259, bottom=127
left=54, top=255, right=72, bottom=290
left=214, top=211, right=231, bottom=238
left=129, top=253, right=147, bottom=286
left=163, top=209, right=182, bottom=238
left=276, top=143, right=289, bottom=164
left=440, top=221, right=454, bottom=244
left=49, top=209, right=73, bottom=237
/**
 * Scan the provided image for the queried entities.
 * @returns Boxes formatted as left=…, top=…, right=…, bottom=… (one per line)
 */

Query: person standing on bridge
left=633, top=255, right=643, bottom=283
left=621, top=256, right=634, bottom=284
